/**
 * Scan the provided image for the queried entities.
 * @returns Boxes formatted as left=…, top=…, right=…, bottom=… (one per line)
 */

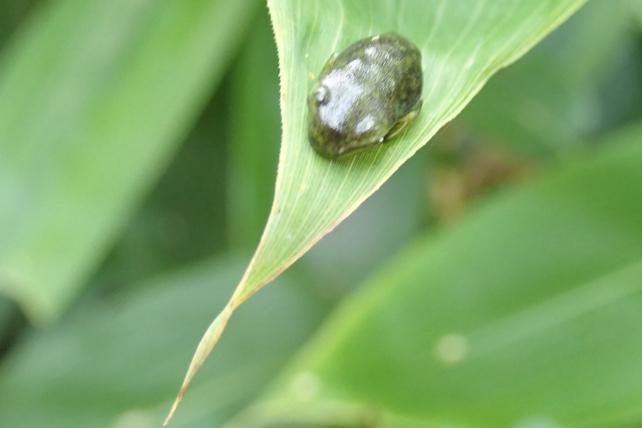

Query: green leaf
left=0, top=297, right=17, bottom=344
left=460, top=0, right=633, bottom=155
left=227, top=9, right=281, bottom=250
left=91, top=87, right=233, bottom=292
left=0, top=0, right=35, bottom=52
left=304, top=153, right=428, bottom=293
left=226, top=10, right=427, bottom=294
left=0, top=0, right=258, bottom=321
left=631, top=0, right=642, bottom=28
left=167, top=0, right=586, bottom=420
left=247, top=123, right=642, bottom=427
left=0, top=257, right=326, bottom=428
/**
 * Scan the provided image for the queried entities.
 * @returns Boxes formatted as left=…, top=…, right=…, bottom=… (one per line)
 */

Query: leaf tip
left=162, top=389, right=184, bottom=426
left=163, top=304, right=235, bottom=426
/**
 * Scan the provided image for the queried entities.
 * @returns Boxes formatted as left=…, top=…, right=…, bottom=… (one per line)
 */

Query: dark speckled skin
left=308, top=33, right=423, bottom=159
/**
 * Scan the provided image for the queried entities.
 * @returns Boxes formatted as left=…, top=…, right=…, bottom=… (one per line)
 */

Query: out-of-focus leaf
left=460, top=0, right=633, bottom=155
left=0, top=257, right=326, bottom=428
left=631, top=0, right=642, bottom=28
left=0, top=297, right=18, bottom=352
left=248, top=122, right=642, bottom=427
left=227, top=9, right=281, bottom=250
left=0, top=0, right=258, bottom=321
left=91, top=92, right=232, bottom=293
left=168, top=1, right=587, bottom=419
left=0, top=0, right=36, bottom=52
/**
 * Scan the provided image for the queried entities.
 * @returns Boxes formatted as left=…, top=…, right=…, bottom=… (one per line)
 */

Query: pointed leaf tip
left=163, top=304, right=235, bottom=425
left=165, top=0, right=587, bottom=421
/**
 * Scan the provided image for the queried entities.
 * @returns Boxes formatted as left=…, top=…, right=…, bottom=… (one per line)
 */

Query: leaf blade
left=0, top=257, right=327, bottom=428
left=0, top=0, right=259, bottom=321
left=249, top=0, right=587, bottom=303
left=252, top=122, right=642, bottom=427
left=167, top=0, right=587, bottom=422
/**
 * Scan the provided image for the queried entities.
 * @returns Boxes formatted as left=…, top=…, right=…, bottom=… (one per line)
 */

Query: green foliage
left=1, top=0, right=641, bottom=427
left=0, top=258, right=326, bottom=427
left=250, top=123, right=642, bottom=427
left=227, top=10, right=281, bottom=249
left=171, top=2, right=587, bottom=416
left=0, top=0, right=258, bottom=321
left=460, top=1, right=633, bottom=155
left=238, top=0, right=586, bottom=310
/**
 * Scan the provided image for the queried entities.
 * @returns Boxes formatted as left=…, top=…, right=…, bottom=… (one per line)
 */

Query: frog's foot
left=384, top=101, right=422, bottom=141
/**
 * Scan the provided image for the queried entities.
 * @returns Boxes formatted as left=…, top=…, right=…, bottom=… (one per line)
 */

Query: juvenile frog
left=308, top=33, right=423, bottom=158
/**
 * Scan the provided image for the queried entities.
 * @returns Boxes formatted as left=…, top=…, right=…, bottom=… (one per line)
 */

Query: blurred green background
left=0, top=1, right=642, bottom=427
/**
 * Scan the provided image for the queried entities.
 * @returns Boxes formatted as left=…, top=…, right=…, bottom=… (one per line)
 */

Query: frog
left=307, top=32, right=423, bottom=159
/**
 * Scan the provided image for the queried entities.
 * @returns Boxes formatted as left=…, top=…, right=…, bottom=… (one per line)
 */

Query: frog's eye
left=313, top=85, right=330, bottom=106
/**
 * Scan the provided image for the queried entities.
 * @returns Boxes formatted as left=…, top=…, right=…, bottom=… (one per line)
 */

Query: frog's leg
left=319, top=52, right=338, bottom=76
left=384, top=100, right=423, bottom=141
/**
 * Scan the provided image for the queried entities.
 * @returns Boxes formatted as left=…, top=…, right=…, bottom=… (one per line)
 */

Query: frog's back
left=309, top=33, right=423, bottom=158
left=330, top=33, right=422, bottom=116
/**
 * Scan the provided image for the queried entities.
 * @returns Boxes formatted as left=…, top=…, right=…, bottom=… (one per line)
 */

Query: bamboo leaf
left=460, top=0, right=633, bottom=155
left=227, top=10, right=280, bottom=249
left=166, top=0, right=586, bottom=422
left=245, top=122, right=642, bottom=427
left=632, top=1, right=642, bottom=28
left=0, top=0, right=258, bottom=321
left=0, top=257, right=326, bottom=427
